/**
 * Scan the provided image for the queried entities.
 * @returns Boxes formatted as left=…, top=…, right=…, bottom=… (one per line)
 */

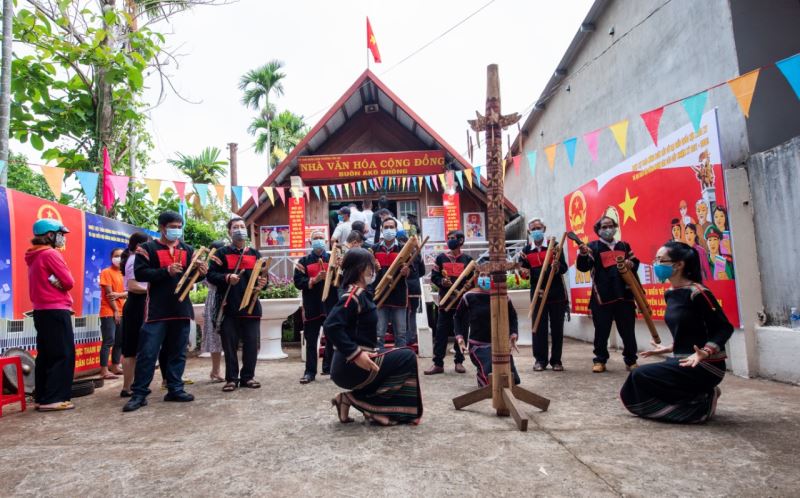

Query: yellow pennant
left=41, top=166, right=65, bottom=199
left=145, top=179, right=162, bottom=204
left=609, top=119, right=629, bottom=156
left=544, top=144, right=558, bottom=171
left=264, top=186, right=275, bottom=206
left=464, top=168, right=473, bottom=188
left=727, top=68, right=760, bottom=118
left=323, top=186, right=329, bottom=201
left=344, top=183, right=350, bottom=197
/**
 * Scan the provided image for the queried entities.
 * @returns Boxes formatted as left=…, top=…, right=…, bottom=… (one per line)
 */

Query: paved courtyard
left=1, top=338, right=799, bottom=497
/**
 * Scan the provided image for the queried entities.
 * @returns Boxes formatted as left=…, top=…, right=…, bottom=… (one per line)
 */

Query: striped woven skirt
left=331, top=348, right=423, bottom=424
left=620, top=357, right=725, bottom=424
left=468, top=341, right=520, bottom=388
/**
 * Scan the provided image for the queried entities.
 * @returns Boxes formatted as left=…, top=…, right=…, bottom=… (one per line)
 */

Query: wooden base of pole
left=453, top=373, right=549, bottom=432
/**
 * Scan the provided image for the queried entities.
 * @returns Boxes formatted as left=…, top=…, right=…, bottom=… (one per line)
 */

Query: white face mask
left=231, top=228, right=248, bottom=242
left=112, top=257, right=121, bottom=267
left=366, top=271, right=376, bottom=285
left=54, top=233, right=66, bottom=248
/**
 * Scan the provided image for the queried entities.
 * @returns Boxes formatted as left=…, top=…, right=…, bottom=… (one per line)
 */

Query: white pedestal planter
left=258, top=298, right=301, bottom=360
left=508, top=289, right=532, bottom=346
left=189, top=304, right=205, bottom=352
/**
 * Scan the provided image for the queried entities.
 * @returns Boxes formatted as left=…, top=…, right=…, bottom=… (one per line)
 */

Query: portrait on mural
left=463, top=212, right=486, bottom=241
left=260, top=225, right=290, bottom=247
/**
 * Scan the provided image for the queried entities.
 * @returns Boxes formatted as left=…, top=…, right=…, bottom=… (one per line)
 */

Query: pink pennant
left=583, top=129, right=601, bottom=162
left=336, top=184, right=343, bottom=198
left=432, top=175, right=440, bottom=191
left=303, top=186, right=310, bottom=201
left=173, top=181, right=187, bottom=201
left=512, top=155, right=521, bottom=176
left=109, top=175, right=130, bottom=204
left=248, top=186, right=260, bottom=207
left=276, top=187, right=286, bottom=205
left=640, top=106, right=665, bottom=146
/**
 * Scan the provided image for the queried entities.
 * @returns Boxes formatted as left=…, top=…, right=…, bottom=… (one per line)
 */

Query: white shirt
left=361, top=209, right=375, bottom=237
left=349, top=208, right=367, bottom=225
left=332, top=221, right=353, bottom=246
left=124, top=254, right=148, bottom=291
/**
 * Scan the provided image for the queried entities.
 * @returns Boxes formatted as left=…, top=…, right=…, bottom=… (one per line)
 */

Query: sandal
left=222, top=382, right=237, bottom=392
left=209, top=374, right=224, bottom=383
left=36, top=401, right=75, bottom=412
left=242, top=380, right=261, bottom=389
left=330, top=394, right=354, bottom=423
left=552, top=364, right=564, bottom=372
left=102, top=373, right=119, bottom=380
left=363, top=412, right=397, bottom=427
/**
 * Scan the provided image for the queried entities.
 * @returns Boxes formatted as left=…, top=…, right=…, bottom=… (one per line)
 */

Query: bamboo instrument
left=616, top=255, right=660, bottom=344
left=175, top=246, right=207, bottom=296
left=240, top=256, right=271, bottom=311
left=527, top=237, right=556, bottom=319
left=373, top=236, right=419, bottom=301
left=322, top=243, right=341, bottom=302
left=213, top=252, right=247, bottom=334
left=176, top=247, right=216, bottom=302
left=376, top=236, right=430, bottom=308
left=532, top=233, right=568, bottom=332
left=245, top=256, right=272, bottom=314
left=439, top=260, right=478, bottom=311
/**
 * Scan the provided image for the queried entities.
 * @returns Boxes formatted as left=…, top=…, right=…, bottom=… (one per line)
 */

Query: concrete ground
left=1, top=338, right=799, bottom=497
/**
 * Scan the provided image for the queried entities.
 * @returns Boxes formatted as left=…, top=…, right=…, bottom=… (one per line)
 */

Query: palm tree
left=248, top=110, right=307, bottom=165
left=168, top=146, right=228, bottom=219
left=239, top=60, right=286, bottom=168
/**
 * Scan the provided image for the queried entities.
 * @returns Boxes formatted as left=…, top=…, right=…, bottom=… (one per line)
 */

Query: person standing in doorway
left=26, top=219, right=76, bottom=412
left=576, top=216, right=639, bottom=373
left=371, top=196, right=390, bottom=245
left=98, top=248, right=126, bottom=380
left=332, top=206, right=352, bottom=248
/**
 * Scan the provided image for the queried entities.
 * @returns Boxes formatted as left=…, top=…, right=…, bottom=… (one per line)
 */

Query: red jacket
left=25, top=245, right=75, bottom=311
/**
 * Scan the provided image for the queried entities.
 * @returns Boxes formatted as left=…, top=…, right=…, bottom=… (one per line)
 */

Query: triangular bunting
left=336, top=184, right=343, bottom=198
left=356, top=182, right=362, bottom=195
left=362, top=180, right=368, bottom=193
left=464, top=169, right=473, bottom=188
left=583, top=129, right=601, bottom=162
left=74, top=171, right=99, bottom=205
left=194, top=183, right=209, bottom=207
left=681, top=91, right=708, bottom=133
left=526, top=151, right=537, bottom=178
left=609, top=119, right=630, bottom=155
left=214, top=184, right=226, bottom=205
left=425, top=176, right=432, bottom=191
left=41, top=166, right=65, bottom=199
left=109, top=174, right=130, bottom=204
left=313, top=185, right=321, bottom=200
left=544, top=144, right=558, bottom=171
left=303, top=186, right=310, bottom=202
left=727, top=69, right=760, bottom=118
left=563, top=137, right=578, bottom=167
left=776, top=53, right=800, bottom=100
left=329, top=185, right=337, bottom=199
left=640, top=107, right=664, bottom=146
left=264, top=186, right=275, bottom=206
left=144, top=179, right=162, bottom=204
left=231, top=186, right=245, bottom=207
left=432, top=175, right=440, bottom=191
left=173, top=181, right=187, bottom=201
left=249, top=186, right=261, bottom=207
left=474, top=166, right=482, bottom=182
left=455, top=170, right=464, bottom=190
left=438, top=173, right=446, bottom=190
left=323, top=186, right=329, bottom=201
left=276, top=187, right=286, bottom=204
left=344, top=183, right=350, bottom=197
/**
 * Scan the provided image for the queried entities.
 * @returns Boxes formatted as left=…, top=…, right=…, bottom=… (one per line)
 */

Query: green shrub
left=259, top=277, right=300, bottom=299
left=189, top=285, right=209, bottom=304
left=507, top=273, right=531, bottom=290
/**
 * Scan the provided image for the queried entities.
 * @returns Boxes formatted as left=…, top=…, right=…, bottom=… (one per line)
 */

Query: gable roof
left=239, top=69, right=518, bottom=220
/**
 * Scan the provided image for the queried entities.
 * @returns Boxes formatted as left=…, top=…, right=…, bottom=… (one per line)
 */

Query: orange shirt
left=99, top=266, right=126, bottom=317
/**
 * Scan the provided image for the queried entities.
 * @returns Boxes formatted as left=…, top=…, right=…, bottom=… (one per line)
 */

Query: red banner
left=288, top=196, right=306, bottom=252
left=563, top=110, right=740, bottom=327
left=443, top=193, right=461, bottom=234
left=298, top=150, right=445, bottom=181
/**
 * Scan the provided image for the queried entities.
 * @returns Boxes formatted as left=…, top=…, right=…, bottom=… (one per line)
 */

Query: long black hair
left=339, top=248, right=376, bottom=289
left=663, top=241, right=703, bottom=283
left=120, top=232, right=152, bottom=274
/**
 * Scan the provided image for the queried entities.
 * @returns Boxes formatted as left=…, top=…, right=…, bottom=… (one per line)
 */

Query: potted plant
left=257, top=277, right=301, bottom=360
left=507, top=274, right=533, bottom=346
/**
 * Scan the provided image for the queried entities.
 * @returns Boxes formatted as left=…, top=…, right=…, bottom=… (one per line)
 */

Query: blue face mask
left=311, top=239, right=326, bottom=252
left=337, top=215, right=344, bottom=223
left=477, top=276, right=491, bottom=291
left=530, top=230, right=544, bottom=243
left=383, top=228, right=396, bottom=241
left=165, top=227, right=183, bottom=242
left=654, top=263, right=674, bottom=282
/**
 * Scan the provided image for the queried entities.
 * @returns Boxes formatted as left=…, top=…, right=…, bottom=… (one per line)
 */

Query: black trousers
left=321, top=330, right=334, bottom=374
left=433, top=308, right=464, bottom=367
left=33, top=309, right=75, bottom=404
left=591, top=300, right=638, bottom=366
left=221, top=316, right=259, bottom=384
left=532, top=301, right=567, bottom=366
left=303, top=317, right=324, bottom=377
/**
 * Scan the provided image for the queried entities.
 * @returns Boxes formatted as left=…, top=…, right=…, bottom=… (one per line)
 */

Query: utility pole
left=0, top=0, right=14, bottom=187
left=228, top=142, right=238, bottom=212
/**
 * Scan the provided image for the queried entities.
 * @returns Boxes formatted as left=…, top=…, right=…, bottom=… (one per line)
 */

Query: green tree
left=239, top=60, right=285, bottom=111
left=248, top=110, right=306, bottom=165
left=6, top=152, right=54, bottom=200
left=167, top=146, right=228, bottom=220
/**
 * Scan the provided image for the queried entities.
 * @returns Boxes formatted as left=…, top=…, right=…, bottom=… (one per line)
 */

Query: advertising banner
left=0, top=188, right=12, bottom=319
left=563, top=109, right=740, bottom=326
left=298, top=150, right=445, bottom=180
left=442, top=193, right=461, bottom=234
left=288, top=197, right=306, bottom=253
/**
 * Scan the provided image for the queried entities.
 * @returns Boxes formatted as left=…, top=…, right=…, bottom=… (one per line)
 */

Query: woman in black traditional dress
left=620, top=241, right=733, bottom=424
left=324, top=248, right=423, bottom=426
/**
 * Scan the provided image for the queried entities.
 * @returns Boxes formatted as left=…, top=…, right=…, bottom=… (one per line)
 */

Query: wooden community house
left=238, top=70, right=521, bottom=248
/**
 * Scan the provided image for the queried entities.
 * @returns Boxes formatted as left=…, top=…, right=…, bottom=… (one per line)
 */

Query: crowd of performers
left=23, top=205, right=732, bottom=426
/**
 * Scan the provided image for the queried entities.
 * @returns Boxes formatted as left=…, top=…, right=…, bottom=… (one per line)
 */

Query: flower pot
left=508, top=289, right=532, bottom=346
left=258, top=298, right=301, bottom=360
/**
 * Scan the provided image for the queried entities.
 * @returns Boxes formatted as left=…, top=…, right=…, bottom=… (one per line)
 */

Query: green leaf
left=103, top=9, right=117, bottom=26
left=30, top=134, right=44, bottom=151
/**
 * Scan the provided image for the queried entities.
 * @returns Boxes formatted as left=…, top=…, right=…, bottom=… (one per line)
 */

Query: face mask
left=599, top=227, right=616, bottom=241
left=383, top=228, right=396, bottom=241
left=654, top=263, right=675, bottom=283
left=337, top=215, right=344, bottom=223
left=54, top=233, right=66, bottom=248
left=530, top=230, right=544, bottom=243
left=477, top=276, right=491, bottom=291
left=165, top=228, right=183, bottom=242
left=231, top=228, right=248, bottom=241
left=112, top=257, right=121, bottom=266
left=366, top=271, right=376, bottom=285
left=447, top=238, right=461, bottom=250
left=311, top=239, right=326, bottom=252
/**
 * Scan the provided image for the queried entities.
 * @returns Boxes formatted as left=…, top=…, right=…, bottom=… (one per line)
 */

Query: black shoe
left=320, top=370, right=330, bottom=376
left=164, top=391, right=195, bottom=402
left=120, top=389, right=132, bottom=398
left=122, top=397, right=148, bottom=412
left=299, top=374, right=315, bottom=384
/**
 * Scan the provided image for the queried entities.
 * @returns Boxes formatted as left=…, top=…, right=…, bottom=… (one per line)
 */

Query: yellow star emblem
left=618, top=188, right=638, bottom=225
left=369, top=35, right=376, bottom=45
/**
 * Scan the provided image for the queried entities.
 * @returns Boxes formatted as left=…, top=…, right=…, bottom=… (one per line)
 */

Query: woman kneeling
left=620, top=242, right=733, bottom=424
left=323, top=248, right=423, bottom=426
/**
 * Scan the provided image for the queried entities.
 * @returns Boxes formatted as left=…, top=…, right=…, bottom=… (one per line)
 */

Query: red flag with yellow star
left=367, top=17, right=381, bottom=63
